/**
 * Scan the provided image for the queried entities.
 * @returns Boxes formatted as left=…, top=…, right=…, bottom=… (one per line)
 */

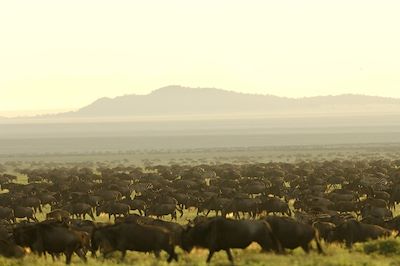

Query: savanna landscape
left=2, top=1, right=400, bottom=266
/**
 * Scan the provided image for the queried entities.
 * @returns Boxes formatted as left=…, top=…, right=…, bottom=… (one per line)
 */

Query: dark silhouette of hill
left=60, top=86, right=400, bottom=117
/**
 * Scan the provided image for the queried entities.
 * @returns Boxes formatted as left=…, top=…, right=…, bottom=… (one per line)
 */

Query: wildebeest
left=264, top=216, right=324, bottom=254
left=13, top=206, right=38, bottom=222
left=91, top=221, right=178, bottom=262
left=96, top=202, right=130, bottom=220
left=46, top=209, right=71, bottom=222
left=13, top=222, right=87, bottom=264
left=0, top=206, right=14, bottom=222
left=312, top=221, right=336, bottom=242
left=116, top=214, right=185, bottom=248
left=329, top=219, right=391, bottom=248
left=119, top=198, right=146, bottom=215
left=181, top=216, right=282, bottom=263
left=145, top=204, right=179, bottom=220
left=65, top=202, right=95, bottom=220
left=361, top=205, right=393, bottom=220
left=259, top=196, right=291, bottom=216
left=0, top=238, right=25, bottom=258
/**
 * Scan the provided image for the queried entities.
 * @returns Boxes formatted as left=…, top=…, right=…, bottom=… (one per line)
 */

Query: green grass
left=2, top=243, right=400, bottom=266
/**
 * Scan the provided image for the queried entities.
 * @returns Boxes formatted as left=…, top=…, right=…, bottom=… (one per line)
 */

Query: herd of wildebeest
left=1, top=158, right=400, bottom=264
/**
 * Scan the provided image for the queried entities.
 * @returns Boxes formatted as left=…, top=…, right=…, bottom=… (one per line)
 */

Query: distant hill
left=58, top=86, right=400, bottom=118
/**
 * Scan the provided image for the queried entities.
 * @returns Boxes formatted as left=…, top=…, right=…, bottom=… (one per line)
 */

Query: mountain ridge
left=67, top=86, right=400, bottom=117
left=5, top=86, right=400, bottom=119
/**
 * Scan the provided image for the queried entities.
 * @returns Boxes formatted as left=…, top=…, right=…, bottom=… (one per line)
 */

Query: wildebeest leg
left=120, top=250, right=127, bottom=262
left=315, top=236, right=324, bottom=254
left=166, top=251, right=174, bottom=263
left=206, top=250, right=215, bottom=263
left=91, top=249, right=97, bottom=258
left=102, top=252, right=108, bottom=261
left=164, top=245, right=178, bottom=263
left=153, top=250, right=161, bottom=259
left=173, top=250, right=178, bottom=262
left=301, top=244, right=310, bottom=254
left=75, top=249, right=87, bottom=263
left=89, top=210, right=95, bottom=220
left=65, top=250, right=73, bottom=264
left=225, top=249, right=234, bottom=263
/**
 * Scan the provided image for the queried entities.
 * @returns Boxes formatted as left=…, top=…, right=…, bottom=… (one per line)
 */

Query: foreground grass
left=2, top=243, right=400, bottom=266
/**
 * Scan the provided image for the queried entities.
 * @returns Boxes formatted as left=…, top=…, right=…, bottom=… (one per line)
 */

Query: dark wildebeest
left=0, top=206, right=14, bottom=223
left=13, top=222, right=87, bottom=264
left=181, top=216, right=282, bottom=263
left=0, top=238, right=25, bottom=258
left=145, top=204, right=178, bottom=220
left=46, top=209, right=71, bottom=222
left=20, top=196, right=42, bottom=213
left=260, top=196, right=291, bottom=216
left=329, top=219, right=391, bottom=248
left=225, top=197, right=260, bottom=219
left=117, top=214, right=185, bottom=248
left=312, top=221, right=336, bottom=242
left=13, top=206, right=38, bottom=222
left=197, top=197, right=232, bottom=217
left=119, top=199, right=146, bottom=216
left=65, top=203, right=95, bottom=221
left=361, top=205, right=393, bottom=220
left=264, top=216, right=324, bottom=254
left=91, top=222, right=178, bottom=262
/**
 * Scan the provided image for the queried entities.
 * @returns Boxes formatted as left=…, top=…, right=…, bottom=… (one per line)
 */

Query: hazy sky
left=1, top=1, right=400, bottom=116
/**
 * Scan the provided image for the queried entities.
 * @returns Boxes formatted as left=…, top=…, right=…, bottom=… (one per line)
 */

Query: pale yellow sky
left=1, top=1, right=400, bottom=116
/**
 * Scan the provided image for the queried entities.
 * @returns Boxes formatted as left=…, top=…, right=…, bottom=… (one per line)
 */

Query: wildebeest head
left=181, top=218, right=213, bottom=253
left=91, top=226, right=115, bottom=255
left=0, top=238, right=25, bottom=258
left=12, top=224, right=38, bottom=249
left=180, top=224, right=195, bottom=252
left=327, top=219, right=353, bottom=243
